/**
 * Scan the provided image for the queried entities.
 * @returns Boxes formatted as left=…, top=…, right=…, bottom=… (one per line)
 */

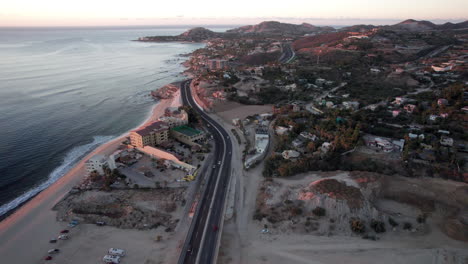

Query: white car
left=108, top=248, right=125, bottom=257
left=58, top=234, right=68, bottom=240
left=103, top=255, right=121, bottom=263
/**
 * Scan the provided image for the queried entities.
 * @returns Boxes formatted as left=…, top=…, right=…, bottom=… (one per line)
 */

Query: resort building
left=85, top=154, right=115, bottom=175
left=159, top=116, right=188, bottom=128
left=171, top=125, right=205, bottom=146
left=130, top=121, right=170, bottom=148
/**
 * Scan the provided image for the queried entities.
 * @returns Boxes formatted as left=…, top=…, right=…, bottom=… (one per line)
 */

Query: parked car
left=60, top=229, right=69, bottom=233
left=96, top=221, right=106, bottom=226
left=49, top=239, right=57, bottom=243
left=44, top=256, right=53, bottom=261
left=58, top=234, right=68, bottom=240
left=68, top=220, right=79, bottom=227
left=103, top=254, right=121, bottom=264
left=108, top=248, right=125, bottom=256
left=48, top=249, right=60, bottom=254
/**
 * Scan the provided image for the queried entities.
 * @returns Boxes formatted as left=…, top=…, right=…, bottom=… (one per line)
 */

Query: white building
left=159, top=116, right=188, bottom=128
left=440, top=137, right=454, bottom=147
left=85, top=154, right=112, bottom=175
left=255, top=132, right=269, bottom=154
left=282, top=150, right=300, bottom=160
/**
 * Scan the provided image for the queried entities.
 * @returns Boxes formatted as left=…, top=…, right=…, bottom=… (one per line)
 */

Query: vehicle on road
left=96, top=221, right=106, bottom=226
left=108, top=248, right=125, bottom=256
left=217, top=161, right=221, bottom=165
left=58, top=234, right=68, bottom=240
left=44, top=256, right=53, bottom=261
left=60, top=229, right=69, bottom=233
left=48, top=249, right=60, bottom=254
left=212, top=165, right=216, bottom=169
left=49, top=239, right=57, bottom=243
left=103, top=254, right=121, bottom=263
left=213, top=225, right=219, bottom=232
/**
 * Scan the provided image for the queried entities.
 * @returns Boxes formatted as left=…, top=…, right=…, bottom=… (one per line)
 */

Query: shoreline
left=0, top=87, right=182, bottom=263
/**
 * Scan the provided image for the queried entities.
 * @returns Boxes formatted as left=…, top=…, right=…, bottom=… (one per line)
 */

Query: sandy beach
left=0, top=89, right=182, bottom=264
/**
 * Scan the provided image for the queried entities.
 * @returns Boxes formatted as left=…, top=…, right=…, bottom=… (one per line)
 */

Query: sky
left=1, top=0, right=467, bottom=27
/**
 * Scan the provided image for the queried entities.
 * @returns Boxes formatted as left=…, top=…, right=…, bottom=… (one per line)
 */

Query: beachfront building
left=164, top=107, right=188, bottom=120
left=159, top=116, right=188, bottom=128
left=171, top=125, right=205, bottom=147
left=85, top=154, right=115, bottom=175
left=130, top=121, right=170, bottom=148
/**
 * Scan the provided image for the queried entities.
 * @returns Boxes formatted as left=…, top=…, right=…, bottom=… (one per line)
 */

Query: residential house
left=343, top=101, right=360, bottom=110
left=404, top=104, right=416, bottom=113
left=282, top=150, right=301, bottom=160
left=437, top=98, right=449, bottom=106
left=440, top=136, right=454, bottom=147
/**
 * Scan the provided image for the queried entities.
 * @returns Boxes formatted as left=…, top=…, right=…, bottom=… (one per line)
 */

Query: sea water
left=0, top=26, right=219, bottom=218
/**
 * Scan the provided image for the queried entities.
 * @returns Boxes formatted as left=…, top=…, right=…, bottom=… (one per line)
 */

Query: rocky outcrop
left=137, top=27, right=222, bottom=42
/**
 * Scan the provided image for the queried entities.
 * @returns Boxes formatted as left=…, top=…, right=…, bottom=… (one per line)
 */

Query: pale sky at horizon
left=1, top=0, right=467, bottom=27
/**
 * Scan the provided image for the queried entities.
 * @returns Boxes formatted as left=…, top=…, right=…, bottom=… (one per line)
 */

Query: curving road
left=279, top=43, right=295, bottom=63
left=178, top=80, right=233, bottom=264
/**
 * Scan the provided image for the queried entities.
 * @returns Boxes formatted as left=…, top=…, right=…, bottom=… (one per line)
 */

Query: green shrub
left=312, top=207, right=326, bottom=217
left=350, top=218, right=366, bottom=233
left=370, top=219, right=386, bottom=233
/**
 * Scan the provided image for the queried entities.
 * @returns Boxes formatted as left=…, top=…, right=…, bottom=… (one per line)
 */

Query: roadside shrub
left=370, top=219, right=386, bottom=233
left=403, top=222, right=413, bottom=230
left=312, top=207, right=326, bottom=217
left=350, top=218, right=366, bottom=233
left=388, top=217, right=399, bottom=227
left=417, top=214, right=427, bottom=224
left=291, top=207, right=303, bottom=216
left=253, top=210, right=263, bottom=221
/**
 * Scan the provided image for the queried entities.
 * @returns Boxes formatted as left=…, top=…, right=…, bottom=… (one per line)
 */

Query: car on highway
left=103, top=254, right=121, bottom=264
left=48, top=249, right=60, bottom=254
left=108, top=248, right=125, bottom=256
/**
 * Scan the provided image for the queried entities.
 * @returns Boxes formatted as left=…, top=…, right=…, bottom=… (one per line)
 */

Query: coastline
left=0, top=88, right=182, bottom=263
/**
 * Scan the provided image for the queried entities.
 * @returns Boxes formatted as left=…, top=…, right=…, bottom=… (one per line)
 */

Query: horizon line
left=1, top=17, right=466, bottom=29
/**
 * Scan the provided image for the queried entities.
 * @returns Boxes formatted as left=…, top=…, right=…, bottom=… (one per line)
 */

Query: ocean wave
left=0, top=135, right=114, bottom=217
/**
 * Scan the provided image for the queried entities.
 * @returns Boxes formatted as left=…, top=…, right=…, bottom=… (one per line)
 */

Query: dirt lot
left=218, top=170, right=468, bottom=264
left=212, top=101, right=272, bottom=123
left=54, top=188, right=187, bottom=230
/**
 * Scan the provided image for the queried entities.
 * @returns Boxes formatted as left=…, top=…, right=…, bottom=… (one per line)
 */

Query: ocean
left=0, top=26, right=221, bottom=218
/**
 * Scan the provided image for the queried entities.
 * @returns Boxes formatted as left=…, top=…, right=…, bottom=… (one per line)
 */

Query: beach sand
left=0, top=91, right=182, bottom=264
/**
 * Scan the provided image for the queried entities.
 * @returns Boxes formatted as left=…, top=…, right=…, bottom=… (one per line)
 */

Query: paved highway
left=178, top=80, right=233, bottom=264
left=279, top=43, right=295, bottom=63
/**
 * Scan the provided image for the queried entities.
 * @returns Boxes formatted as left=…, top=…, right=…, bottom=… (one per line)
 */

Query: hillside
left=292, top=32, right=349, bottom=50
left=388, top=19, right=468, bottom=31
left=227, top=21, right=334, bottom=35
